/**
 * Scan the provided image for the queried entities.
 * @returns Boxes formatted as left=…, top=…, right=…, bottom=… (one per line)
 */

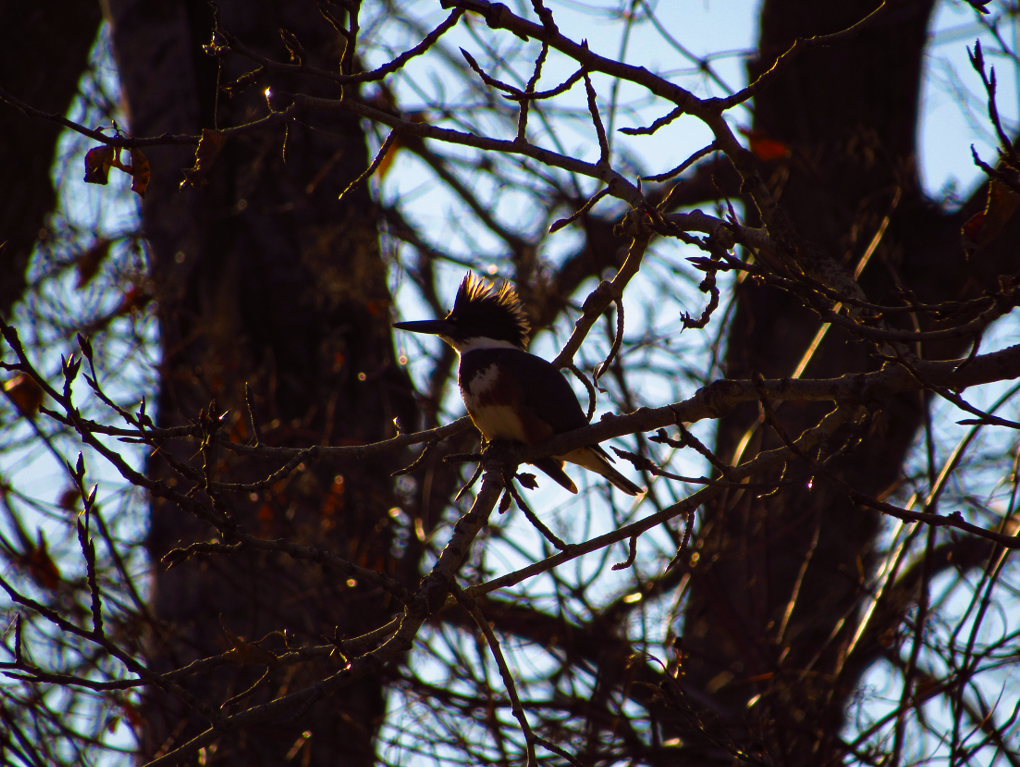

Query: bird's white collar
left=445, top=336, right=523, bottom=354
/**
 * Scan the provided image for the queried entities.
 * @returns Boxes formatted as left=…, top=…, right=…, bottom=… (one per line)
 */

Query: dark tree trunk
left=0, top=1, right=103, bottom=315
left=104, top=1, right=416, bottom=763
left=681, top=0, right=1020, bottom=762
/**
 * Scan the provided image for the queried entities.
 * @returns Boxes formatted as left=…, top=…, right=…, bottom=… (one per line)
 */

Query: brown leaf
left=83, top=145, right=117, bottom=185
left=75, top=238, right=112, bottom=289
left=224, top=642, right=278, bottom=665
left=257, top=503, right=276, bottom=538
left=114, top=285, right=152, bottom=316
left=4, top=374, right=44, bottom=418
left=321, top=475, right=345, bottom=518
left=365, top=298, right=389, bottom=317
left=962, top=179, right=1020, bottom=254
left=738, top=126, right=792, bottom=161
left=58, top=487, right=81, bottom=511
left=375, top=135, right=402, bottom=181
left=28, top=530, right=61, bottom=590
left=129, top=149, right=151, bottom=198
left=221, top=623, right=278, bottom=665
left=180, top=129, right=226, bottom=189
left=962, top=210, right=985, bottom=244
left=119, top=700, right=144, bottom=731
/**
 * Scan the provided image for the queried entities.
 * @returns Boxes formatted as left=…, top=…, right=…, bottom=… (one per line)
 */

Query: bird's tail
left=532, top=457, right=579, bottom=494
left=559, top=446, right=643, bottom=496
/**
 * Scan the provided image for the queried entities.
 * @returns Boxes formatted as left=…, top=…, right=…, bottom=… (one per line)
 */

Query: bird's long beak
left=392, top=319, right=455, bottom=336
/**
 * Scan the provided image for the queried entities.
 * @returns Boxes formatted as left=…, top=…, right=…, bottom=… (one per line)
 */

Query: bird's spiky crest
left=449, top=273, right=530, bottom=350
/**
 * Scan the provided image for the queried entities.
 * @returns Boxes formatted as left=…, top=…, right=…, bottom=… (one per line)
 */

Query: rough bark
left=681, top=0, right=1020, bottom=762
left=103, top=1, right=416, bottom=763
left=0, top=0, right=103, bottom=315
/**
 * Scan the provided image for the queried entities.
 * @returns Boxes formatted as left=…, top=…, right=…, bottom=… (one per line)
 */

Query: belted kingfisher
left=394, top=274, right=642, bottom=496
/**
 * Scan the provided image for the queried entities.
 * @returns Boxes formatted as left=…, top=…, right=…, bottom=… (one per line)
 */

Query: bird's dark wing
left=496, top=349, right=589, bottom=434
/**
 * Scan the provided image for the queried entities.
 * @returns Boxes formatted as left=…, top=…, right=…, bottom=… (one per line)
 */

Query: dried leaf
left=257, top=503, right=276, bottom=538
left=84, top=145, right=117, bottom=185
left=738, top=126, right=792, bottom=161
left=375, top=135, right=402, bottom=181
left=321, top=475, right=345, bottom=518
left=221, top=623, right=278, bottom=665
left=4, top=374, right=44, bottom=418
left=119, top=700, right=144, bottom=731
left=224, top=641, right=278, bottom=665
left=962, top=179, right=1020, bottom=254
left=28, top=530, right=61, bottom=590
left=962, top=210, right=985, bottom=245
left=365, top=298, right=388, bottom=317
left=114, top=285, right=152, bottom=316
left=58, top=487, right=81, bottom=511
left=129, top=149, right=151, bottom=198
left=180, top=129, right=226, bottom=189
left=75, top=238, right=112, bottom=289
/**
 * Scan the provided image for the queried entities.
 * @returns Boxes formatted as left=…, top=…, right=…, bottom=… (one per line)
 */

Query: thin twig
left=611, top=535, right=638, bottom=570
left=620, top=105, right=685, bottom=137
left=647, top=141, right=719, bottom=185
left=549, top=186, right=609, bottom=233
left=504, top=470, right=568, bottom=550
left=594, top=297, right=625, bottom=385
left=567, top=363, right=597, bottom=423
left=517, top=42, right=549, bottom=140
left=338, top=131, right=397, bottom=204
left=244, top=383, right=262, bottom=446
left=583, top=69, right=610, bottom=164
left=451, top=584, right=538, bottom=766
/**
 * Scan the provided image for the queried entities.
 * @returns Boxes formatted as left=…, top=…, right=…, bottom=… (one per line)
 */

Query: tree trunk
left=0, top=0, right=102, bottom=315
left=104, top=1, right=417, bottom=763
left=682, top=0, right=1020, bottom=762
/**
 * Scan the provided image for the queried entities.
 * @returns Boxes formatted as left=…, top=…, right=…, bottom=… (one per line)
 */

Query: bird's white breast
left=462, top=363, right=529, bottom=443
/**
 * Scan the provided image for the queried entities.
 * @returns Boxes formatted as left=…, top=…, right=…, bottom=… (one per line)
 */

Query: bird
left=393, top=273, right=643, bottom=496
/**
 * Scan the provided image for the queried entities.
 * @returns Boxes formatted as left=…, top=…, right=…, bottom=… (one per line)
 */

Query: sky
left=2, top=0, right=1020, bottom=762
